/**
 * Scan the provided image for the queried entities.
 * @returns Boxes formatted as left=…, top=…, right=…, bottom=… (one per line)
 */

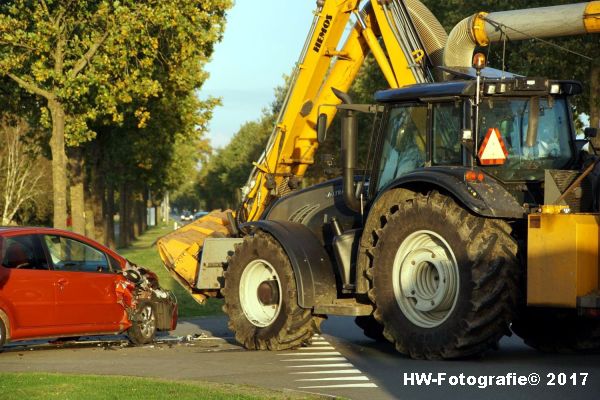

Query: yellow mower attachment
left=157, top=210, right=234, bottom=304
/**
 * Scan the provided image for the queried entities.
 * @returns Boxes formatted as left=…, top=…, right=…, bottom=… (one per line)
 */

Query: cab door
left=0, top=234, right=56, bottom=333
left=42, top=234, right=124, bottom=330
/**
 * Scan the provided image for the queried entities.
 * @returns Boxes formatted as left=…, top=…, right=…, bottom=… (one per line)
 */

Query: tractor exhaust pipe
left=444, top=1, right=600, bottom=68
left=332, top=88, right=361, bottom=213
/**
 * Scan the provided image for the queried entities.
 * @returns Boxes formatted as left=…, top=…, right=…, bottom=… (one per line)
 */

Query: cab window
left=377, top=105, right=427, bottom=190
left=432, top=102, right=462, bottom=165
left=43, top=235, right=111, bottom=273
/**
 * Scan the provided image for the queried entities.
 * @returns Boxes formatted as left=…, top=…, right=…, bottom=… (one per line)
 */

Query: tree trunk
left=119, top=182, right=129, bottom=248
left=48, top=100, right=68, bottom=230
left=91, top=173, right=106, bottom=244
left=135, top=197, right=143, bottom=236
left=106, top=182, right=116, bottom=249
left=142, top=190, right=149, bottom=232
left=68, top=148, right=86, bottom=235
left=84, top=192, right=96, bottom=240
left=132, top=191, right=140, bottom=238
left=129, top=190, right=137, bottom=240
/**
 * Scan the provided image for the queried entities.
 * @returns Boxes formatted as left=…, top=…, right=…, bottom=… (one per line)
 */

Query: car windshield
left=478, top=97, right=573, bottom=181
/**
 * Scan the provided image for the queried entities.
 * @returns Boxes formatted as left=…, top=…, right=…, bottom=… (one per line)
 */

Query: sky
left=200, top=1, right=316, bottom=149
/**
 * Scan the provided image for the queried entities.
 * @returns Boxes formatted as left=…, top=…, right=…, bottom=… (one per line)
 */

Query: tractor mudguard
left=242, top=220, right=337, bottom=309
left=377, top=167, right=525, bottom=219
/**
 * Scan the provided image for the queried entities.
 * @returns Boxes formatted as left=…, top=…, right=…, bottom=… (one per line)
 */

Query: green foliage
left=0, top=0, right=231, bottom=145
left=0, top=0, right=232, bottom=230
left=198, top=117, right=275, bottom=209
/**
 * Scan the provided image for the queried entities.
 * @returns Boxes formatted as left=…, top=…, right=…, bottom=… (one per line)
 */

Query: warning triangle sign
left=478, top=127, right=508, bottom=165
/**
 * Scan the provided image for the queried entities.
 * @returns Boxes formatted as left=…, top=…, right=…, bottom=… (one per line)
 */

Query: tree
left=196, top=79, right=289, bottom=210
left=0, top=117, right=45, bottom=225
left=0, top=0, right=231, bottom=230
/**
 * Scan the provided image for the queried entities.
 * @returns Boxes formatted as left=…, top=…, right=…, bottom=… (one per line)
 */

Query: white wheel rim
left=392, top=230, right=459, bottom=328
left=239, top=259, right=282, bottom=327
left=139, top=305, right=156, bottom=338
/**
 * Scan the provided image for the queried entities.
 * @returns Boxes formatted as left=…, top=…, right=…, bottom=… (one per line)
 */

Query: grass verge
left=0, top=373, right=321, bottom=400
left=118, top=223, right=223, bottom=318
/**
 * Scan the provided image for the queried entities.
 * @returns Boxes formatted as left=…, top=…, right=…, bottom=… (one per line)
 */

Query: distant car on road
left=0, top=227, right=177, bottom=349
left=180, top=211, right=193, bottom=221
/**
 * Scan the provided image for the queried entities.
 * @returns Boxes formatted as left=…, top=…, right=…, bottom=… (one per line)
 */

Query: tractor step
left=313, top=299, right=374, bottom=316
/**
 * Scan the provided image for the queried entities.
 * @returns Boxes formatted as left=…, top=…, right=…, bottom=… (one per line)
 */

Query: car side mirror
left=317, top=113, right=327, bottom=143
left=584, top=127, right=598, bottom=138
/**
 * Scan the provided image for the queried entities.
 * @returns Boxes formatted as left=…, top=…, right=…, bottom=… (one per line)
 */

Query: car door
left=42, top=234, right=125, bottom=329
left=0, top=234, right=56, bottom=332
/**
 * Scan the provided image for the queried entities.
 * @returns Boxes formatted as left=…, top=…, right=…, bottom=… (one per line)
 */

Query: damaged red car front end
left=117, top=263, right=178, bottom=344
left=0, top=227, right=177, bottom=349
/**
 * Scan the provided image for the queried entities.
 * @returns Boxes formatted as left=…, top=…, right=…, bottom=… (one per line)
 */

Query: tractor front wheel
left=223, top=231, right=320, bottom=350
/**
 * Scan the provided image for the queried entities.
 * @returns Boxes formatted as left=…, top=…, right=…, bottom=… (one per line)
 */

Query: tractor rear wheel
left=223, top=231, right=320, bottom=350
left=512, top=309, right=600, bottom=353
left=367, top=191, right=519, bottom=359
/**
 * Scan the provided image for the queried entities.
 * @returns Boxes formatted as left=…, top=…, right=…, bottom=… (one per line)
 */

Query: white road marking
left=290, top=369, right=362, bottom=375
left=299, top=383, right=378, bottom=389
left=282, top=336, right=378, bottom=390
left=282, top=357, right=347, bottom=362
left=287, top=363, right=354, bottom=368
left=297, top=376, right=370, bottom=382
left=278, top=352, right=341, bottom=356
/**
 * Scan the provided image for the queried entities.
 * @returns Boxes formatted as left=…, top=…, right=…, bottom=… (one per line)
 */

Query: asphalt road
left=1, top=316, right=599, bottom=400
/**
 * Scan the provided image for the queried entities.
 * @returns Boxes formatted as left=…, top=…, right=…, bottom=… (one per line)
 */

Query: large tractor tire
left=222, top=231, right=321, bottom=350
left=512, top=309, right=600, bottom=353
left=367, top=191, right=519, bottom=359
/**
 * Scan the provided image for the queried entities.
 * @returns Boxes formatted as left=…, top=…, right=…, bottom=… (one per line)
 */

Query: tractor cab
left=334, top=74, right=593, bottom=216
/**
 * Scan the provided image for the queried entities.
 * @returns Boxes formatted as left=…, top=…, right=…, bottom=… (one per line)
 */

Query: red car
left=0, top=227, right=177, bottom=349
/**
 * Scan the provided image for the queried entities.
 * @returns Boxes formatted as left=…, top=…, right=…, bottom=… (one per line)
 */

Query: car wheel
left=127, top=301, right=157, bottom=345
left=0, top=317, right=6, bottom=349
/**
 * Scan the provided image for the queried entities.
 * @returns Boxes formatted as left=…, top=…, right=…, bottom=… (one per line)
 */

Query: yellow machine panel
left=157, top=210, right=233, bottom=304
left=527, top=213, right=600, bottom=307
